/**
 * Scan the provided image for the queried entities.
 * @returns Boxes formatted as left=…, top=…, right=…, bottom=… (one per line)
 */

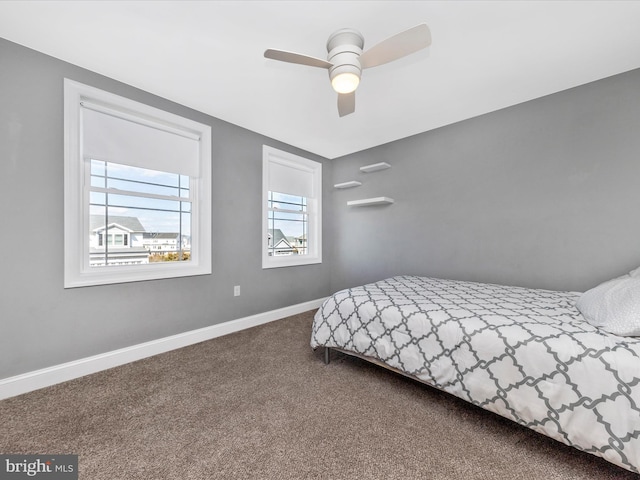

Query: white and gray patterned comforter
left=310, top=276, right=640, bottom=473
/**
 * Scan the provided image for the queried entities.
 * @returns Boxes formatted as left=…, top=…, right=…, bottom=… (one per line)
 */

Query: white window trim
left=64, top=79, right=212, bottom=288
left=262, top=146, right=322, bottom=269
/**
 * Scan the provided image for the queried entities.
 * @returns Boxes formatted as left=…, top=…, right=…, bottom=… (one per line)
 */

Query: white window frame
left=262, top=146, right=322, bottom=269
left=64, top=79, right=212, bottom=288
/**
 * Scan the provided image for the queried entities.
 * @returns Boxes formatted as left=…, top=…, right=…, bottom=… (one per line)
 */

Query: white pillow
left=576, top=277, right=640, bottom=337
left=629, top=266, right=640, bottom=278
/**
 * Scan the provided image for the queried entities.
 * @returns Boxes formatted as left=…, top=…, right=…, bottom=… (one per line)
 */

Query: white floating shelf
left=360, top=162, right=391, bottom=173
left=347, top=197, right=394, bottom=207
left=334, top=181, right=362, bottom=189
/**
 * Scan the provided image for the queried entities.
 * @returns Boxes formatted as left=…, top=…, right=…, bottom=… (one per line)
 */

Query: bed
left=310, top=275, right=640, bottom=473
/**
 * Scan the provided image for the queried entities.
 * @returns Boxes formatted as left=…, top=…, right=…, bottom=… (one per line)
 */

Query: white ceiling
left=1, top=1, right=640, bottom=159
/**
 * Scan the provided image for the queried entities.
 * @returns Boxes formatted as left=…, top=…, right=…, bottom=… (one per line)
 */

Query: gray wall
left=0, top=38, right=333, bottom=379
left=3, top=35, right=640, bottom=382
left=330, top=68, right=640, bottom=293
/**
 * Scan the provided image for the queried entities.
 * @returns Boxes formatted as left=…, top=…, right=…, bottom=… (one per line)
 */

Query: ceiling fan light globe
left=331, top=72, right=360, bottom=94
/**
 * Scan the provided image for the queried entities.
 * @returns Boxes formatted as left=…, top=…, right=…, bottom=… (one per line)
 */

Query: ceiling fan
left=264, top=23, right=432, bottom=117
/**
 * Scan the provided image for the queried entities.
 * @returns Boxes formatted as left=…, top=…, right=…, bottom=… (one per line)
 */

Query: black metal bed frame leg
left=324, top=347, right=331, bottom=365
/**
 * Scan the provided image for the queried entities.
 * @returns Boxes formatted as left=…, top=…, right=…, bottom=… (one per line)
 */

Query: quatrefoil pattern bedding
left=311, top=276, right=640, bottom=473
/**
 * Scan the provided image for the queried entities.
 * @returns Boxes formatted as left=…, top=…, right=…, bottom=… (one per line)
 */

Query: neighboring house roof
left=90, top=247, right=149, bottom=254
left=143, top=233, right=179, bottom=239
left=274, top=238, right=293, bottom=249
left=90, top=215, right=146, bottom=232
left=269, top=229, right=288, bottom=246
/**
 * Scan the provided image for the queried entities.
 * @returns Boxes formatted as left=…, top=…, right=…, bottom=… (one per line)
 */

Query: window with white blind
left=262, top=146, right=322, bottom=269
left=64, top=79, right=211, bottom=287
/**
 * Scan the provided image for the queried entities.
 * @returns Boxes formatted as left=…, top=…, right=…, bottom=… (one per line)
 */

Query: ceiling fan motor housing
left=326, top=28, right=364, bottom=87
left=263, top=23, right=431, bottom=115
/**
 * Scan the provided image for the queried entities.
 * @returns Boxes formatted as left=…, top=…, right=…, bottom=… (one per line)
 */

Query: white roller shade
left=82, top=104, right=200, bottom=177
left=268, top=159, right=314, bottom=198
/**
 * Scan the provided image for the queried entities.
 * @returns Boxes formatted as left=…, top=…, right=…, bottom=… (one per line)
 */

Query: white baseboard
left=0, top=298, right=325, bottom=401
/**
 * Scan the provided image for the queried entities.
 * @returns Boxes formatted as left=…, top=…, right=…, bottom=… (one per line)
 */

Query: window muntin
left=64, top=79, right=211, bottom=287
left=267, top=192, right=308, bottom=257
left=88, top=160, right=192, bottom=266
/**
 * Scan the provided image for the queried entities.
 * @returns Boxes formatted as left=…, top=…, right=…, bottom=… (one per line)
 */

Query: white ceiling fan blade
left=337, top=92, right=355, bottom=117
left=359, top=23, right=431, bottom=69
left=264, top=49, right=332, bottom=69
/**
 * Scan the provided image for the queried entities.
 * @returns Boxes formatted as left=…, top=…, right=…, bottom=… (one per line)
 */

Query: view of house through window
left=89, top=160, right=191, bottom=267
left=267, top=191, right=308, bottom=257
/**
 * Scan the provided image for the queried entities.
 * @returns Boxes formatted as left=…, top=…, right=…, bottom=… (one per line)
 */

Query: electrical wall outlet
left=233, top=285, right=241, bottom=297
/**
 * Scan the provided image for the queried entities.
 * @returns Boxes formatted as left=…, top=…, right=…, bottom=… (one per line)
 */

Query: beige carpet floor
left=0, top=310, right=636, bottom=479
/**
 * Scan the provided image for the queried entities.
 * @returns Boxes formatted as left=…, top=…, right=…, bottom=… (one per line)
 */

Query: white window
left=64, top=79, right=211, bottom=287
left=262, top=146, right=322, bottom=269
